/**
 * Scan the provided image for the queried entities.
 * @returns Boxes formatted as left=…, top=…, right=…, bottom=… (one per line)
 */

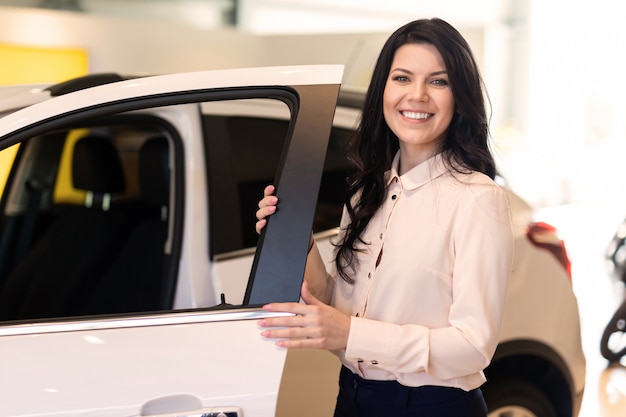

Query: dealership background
left=2, top=1, right=626, bottom=415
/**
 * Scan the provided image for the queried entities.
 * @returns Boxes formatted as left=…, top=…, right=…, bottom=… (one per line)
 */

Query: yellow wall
left=0, top=44, right=88, bottom=197
left=0, top=144, right=19, bottom=197
left=0, top=43, right=88, bottom=85
left=53, top=129, right=89, bottom=204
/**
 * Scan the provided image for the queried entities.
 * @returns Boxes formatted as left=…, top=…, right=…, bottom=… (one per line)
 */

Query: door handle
left=141, top=405, right=242, bottom=417
left=139, top=394, right=242, bottom=417
left=172, top=408, right=241, bottom=417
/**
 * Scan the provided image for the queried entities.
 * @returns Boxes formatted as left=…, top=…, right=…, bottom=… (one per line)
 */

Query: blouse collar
left=385, top=151, right=450, bottom=190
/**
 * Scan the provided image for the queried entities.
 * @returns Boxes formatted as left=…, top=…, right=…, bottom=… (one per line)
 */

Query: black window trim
left=244, top=83, right=341, bottom=306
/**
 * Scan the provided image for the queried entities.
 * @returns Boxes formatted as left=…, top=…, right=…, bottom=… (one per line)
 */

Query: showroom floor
left=536, top=202, right=626, bottom=416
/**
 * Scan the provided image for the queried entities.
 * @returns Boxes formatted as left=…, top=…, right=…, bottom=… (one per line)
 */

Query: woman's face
left=383, top=42, right=455, bottom=169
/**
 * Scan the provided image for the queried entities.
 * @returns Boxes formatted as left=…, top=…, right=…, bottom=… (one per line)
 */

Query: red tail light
left=526, top=221, right=572, bottom=279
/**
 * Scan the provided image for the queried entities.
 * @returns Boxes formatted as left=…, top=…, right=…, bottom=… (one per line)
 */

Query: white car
left=0, top=66, right=585, bottom=417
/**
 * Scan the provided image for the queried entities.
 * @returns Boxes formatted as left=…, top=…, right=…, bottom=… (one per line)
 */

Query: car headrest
left=139, top=135, right=170, bottom=207
left=72, top=134, right=126, bottom=194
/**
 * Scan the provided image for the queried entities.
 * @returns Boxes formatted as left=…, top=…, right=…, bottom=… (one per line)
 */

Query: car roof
left=0, top=73, right=365, bottom=126
left=0, top=84, right=52, bottom=117
left=0, top=66, right=344, bottom=139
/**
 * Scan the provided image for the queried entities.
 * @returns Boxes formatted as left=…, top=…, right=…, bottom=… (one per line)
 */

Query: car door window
left=0, top=120, right=180, bottom=321
left=205, top=99, right=355, bottom=257
left=202, top=99, right=292, bottom=256
left=0, top=81, right=341, bottom=321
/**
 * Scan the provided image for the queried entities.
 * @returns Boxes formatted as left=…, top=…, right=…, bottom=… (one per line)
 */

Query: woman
left=256, top=18, right=513, bottom=417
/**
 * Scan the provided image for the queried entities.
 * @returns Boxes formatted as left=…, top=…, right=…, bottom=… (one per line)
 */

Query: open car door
left=0, top=65, right=342, bottom=417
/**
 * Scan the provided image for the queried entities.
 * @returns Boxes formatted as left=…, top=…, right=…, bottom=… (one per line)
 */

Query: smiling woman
left=255, top=18, right=513, bottom=417
left=382, top=43, right=455, bottom=172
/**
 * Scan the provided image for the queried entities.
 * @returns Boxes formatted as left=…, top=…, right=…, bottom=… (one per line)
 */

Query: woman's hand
left=255, top=184, right=278, bottom=235
left=258, top=281, right=350, bottom=350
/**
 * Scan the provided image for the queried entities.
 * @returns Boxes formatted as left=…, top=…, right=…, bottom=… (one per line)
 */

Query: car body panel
left=0, top=84, right=51, bottom=118
left=502, top=235, right=586, bottom=385
left=502, top=188, right=586, bottom=394
left=0, top=310, right=288, bottom=416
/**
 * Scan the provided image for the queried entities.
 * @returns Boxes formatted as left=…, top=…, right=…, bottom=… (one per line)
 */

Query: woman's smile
left=401, top=111, right=433, bottom=120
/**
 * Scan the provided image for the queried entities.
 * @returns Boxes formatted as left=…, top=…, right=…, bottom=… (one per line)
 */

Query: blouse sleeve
left=428, top=184, right=513, bottom=378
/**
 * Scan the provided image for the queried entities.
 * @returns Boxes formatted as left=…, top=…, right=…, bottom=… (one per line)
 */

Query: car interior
left=0, top=124, right=174, bottom=321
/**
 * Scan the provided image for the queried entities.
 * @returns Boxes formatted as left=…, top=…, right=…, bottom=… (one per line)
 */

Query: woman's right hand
left=255, top=184, right=278, bottom=235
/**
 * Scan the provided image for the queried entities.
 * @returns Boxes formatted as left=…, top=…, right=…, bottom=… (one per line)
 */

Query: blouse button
left=371, top=360, right=378, bottom=365
left=357, top=358, right=364, bottom=363
left=391, top=194, right=397, bottom=200
left=379, top=233, right=383, bottom=239
left=367, top=272, right=371, bottom=279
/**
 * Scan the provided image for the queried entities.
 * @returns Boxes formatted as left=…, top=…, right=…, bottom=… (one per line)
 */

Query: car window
left=0, top=94, right=339, bottom=322
left=204, top=100, right=354, bottom=256
left=0, top=119, right=179, bottom=322
left=0, top=75, right=343, bottom=323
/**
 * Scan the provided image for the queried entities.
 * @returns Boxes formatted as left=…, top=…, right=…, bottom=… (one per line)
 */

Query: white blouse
left=333, top=152, right=514, bottom=391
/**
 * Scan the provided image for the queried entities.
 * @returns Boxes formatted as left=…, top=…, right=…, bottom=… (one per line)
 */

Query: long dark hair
left=335, top=18, right=495, bottom=283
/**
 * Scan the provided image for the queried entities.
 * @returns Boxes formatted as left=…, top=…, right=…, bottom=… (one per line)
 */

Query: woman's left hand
left=258, top=281, right=350, bottom=350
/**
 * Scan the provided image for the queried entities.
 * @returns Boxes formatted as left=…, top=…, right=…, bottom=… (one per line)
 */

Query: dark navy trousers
left=333, top=366, right=488, bottom=417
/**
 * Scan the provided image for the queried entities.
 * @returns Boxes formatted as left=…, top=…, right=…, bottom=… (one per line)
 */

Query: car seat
left=0, top=134, right=130, bottom=321
left=79, top=135, right=171, bottom=314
